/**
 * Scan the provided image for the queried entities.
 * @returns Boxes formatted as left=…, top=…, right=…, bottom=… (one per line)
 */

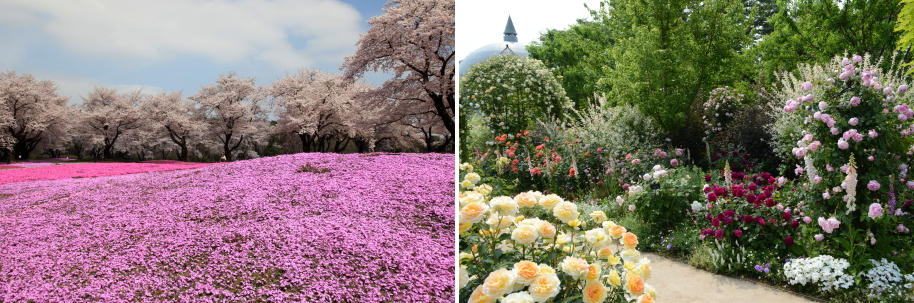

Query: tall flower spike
left=805, top=155, right=818, bottom=184
left=844, top=156, right=858, bottom=214
left=724, top=160, right=732, bottom=186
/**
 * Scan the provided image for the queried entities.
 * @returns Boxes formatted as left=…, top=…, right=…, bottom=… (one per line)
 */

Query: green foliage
left=460, top=55, right=571, bottom=136
left=753, top=0, right=907, bottom=83
left=527, top=20, right=614, bottom=110
left=459, top=114, right=495, bottom=163
left=534, top=98, right=662, bottom=158
left=628, top=167, right=705, bottom=233
left=593, top=0, right=755, bottom=135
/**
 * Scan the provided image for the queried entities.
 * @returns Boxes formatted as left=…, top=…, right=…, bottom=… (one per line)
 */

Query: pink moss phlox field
left=8, top=162, right=55, bottom=168
left=0, top=162, right=219, bottom=185
left=0, top=153, right=454, bottom=302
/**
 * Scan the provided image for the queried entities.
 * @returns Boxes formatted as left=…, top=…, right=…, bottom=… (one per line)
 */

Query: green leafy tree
left=527, top=20, right=614, bottom=110
left=594, top=0, right=754, bottom=135
left=754, top=0, right=907, bottom=82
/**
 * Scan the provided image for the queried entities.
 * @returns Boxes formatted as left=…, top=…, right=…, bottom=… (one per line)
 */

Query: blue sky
left=0, top=0, right=390, bottom=104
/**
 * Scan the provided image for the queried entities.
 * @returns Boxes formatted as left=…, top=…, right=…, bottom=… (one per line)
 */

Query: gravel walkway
left=644, top=253, right=818, bottom=302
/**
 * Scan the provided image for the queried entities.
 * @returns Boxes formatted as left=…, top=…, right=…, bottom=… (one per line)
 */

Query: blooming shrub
left=460, top=54, right=572, bottom=135
left=861, top=259, right=914, bottom=301
left=783, top=255, right=855, bottom=291
left=458, top=164, right=657, bottom=303
left=626, top=165, right=704, bottom=233
left=0, top=162, right=220, bottom=185
left=701, top=86, right=743, bottom=143
left=0, top=153, right=453, bottom=302
left=769, top=53, right=914, bottom=270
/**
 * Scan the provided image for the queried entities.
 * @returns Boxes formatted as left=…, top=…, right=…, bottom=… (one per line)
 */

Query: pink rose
left=670, top=159, right=679, bottom=167
left=853, top=54, right=863, bottom=63
left=849, top=117, right=858, bottom=126
left=818, top=217, right=841, bottom=234
left=884, top=87, right=894, bottom=95
left=813, top=175, right=822, bottom=183
left=850, top=96, right=860, bottom=106
left=632, top=159, right=640, bottom=165
left=853, top=133, right=863, bottom=142
left=868, top=129, right=877, bottom=138
left=803, top=216, right=812, bottom=224
left=868, top=180, right=880, bottom=191
left=814, top=234, right=824, bottom=242
left=838, top=139, right=849, bottom=150
left=802, top=81, right=813, bottom=91
left=831, top=127, right=840, bottom=135
left=869, top=203, right=884, bottom=219
left=628, top=205, right=636, bottom=212
left=899, top=85, right=908, bottom=94
left=868, top=156, right=875, bottom=161
left=818, top=101, right=828, bottom=110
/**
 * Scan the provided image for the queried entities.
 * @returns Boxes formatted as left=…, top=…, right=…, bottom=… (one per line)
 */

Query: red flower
left=536, top=144, right=545, bottom=151
left=784, top=237, right=794, bottom=246
left=765, top=198, right=775, bottom=207
left=712, top=218, right=721, bottom=227
left=757, top=217, right=766, bottom=226
left=783, top=212, right=792, bottom=220
left=707, top=192, right=717, bottom=202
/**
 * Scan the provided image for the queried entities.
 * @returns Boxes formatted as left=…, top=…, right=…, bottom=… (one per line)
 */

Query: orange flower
left=625, top=274, right=645, bottom=295
left=585, top=264, right=601, bottom=281
left=468, top=285, right=496, bottom=303
left=622, top=232, right=639, bottom=248
left=583, top=282, right=608, bottom=303
left=514, top=261, right=540, bottom=284
left=608, top=225, right=627, bottom=238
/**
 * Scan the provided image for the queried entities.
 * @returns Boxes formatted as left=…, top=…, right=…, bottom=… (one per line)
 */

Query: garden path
left=644, top=253, right=818, bottom=302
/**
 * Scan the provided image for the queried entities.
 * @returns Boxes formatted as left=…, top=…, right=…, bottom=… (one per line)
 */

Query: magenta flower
left=714, top=229, right=725, bottom=240
left=784, top=237, right=794, bottom=246
left=733, top=230, right=743, bottom=238
left=868, top=180, right=881, bottom=191
left=707, top=192, right=717, bottom=202
left=712, top=218, right=721, bottom=227
left=757, top=217, right=767, bottom=226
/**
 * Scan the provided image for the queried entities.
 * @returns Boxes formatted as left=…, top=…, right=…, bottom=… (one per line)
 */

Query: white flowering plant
left=783, top=255, right=855, bottom=292
left=770, top=53, right=914, bottom=273
left=458, top=165, right=659, bottom=303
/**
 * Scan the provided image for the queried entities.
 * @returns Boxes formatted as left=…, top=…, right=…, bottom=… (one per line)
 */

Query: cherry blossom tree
left=79, top=87, right=145, bottom=159
left=270, top=70, right=377, bottom=153
left=189, top=72, right=267, bottom=161
left=142, top=91, right=205, bottom=161
left=0, top=71, right=71, bottom=159
left=342, top=0, right=455, bottom=152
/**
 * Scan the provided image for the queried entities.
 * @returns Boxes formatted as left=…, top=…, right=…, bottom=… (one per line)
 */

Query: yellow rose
left=552, top=201, right=580, bottom=223
left=585, top=263, right=602, bottom=282
left=555, top=232, right=570, bottom=245
left=460, top=191, right=484, bottom=207
left=458, top=222, right=473, bottom=233
left=608, top=269, right=621, bottom=287
left=482, top=268, right=515, bottom=297
left=460, top=162, right=474, bottom=172
left=459, top=202, right=488, bottom=223
left=459, top=252, right=474, bottom=261
left=475, top=184, right=493, bottom=195
left=538, top=264, right=556, bottom=275
left=501, top=292, right=536, bottom=303
left=624, top=260, right=637, bottom=271
left=486, top=214, right=514, bottom=230
left=590, top=210, right=608, bottom=223
left=584, top=228, right=608, bottom=245
left=608, top=225, right=627, bottom=239
left=515, top=192, right=537, bottom=208
left=514, top=261, right=540, bottom=285
left=468, top=285, right=496, bottom=303
left=539, top=194, right=563, bottom=210
left=465, top=172, right=481, bottom=185
left=489, top=196, right=519, bottom=216
left=528, top=274, right=561, bottom=302
left=536, top=220, right=556, bottom=239
left=636, top=258, right=652, bottom=279
left=582, top=282, right=608, bottom=303
left=459, top=265, right=470, bottom=289
left=514, top=215, right=526, bottom=223
left=602, top=220, right=617, bottom=229
left=607, top=254, right=621, bottom=266
left=568, top=219, right=581, bottom=227
left=511, top=224, right=540, bottom=246
left=560, top=256, right=589, bottom=279
left=461, top=179, right=474, bottom=189
left=625, top=273, right=645, bottom=295
left=621, top=232, right=639, bottom=249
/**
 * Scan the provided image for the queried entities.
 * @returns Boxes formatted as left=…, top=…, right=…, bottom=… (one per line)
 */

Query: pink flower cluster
left=0, top=153, right=454, bottom=302
left=0, top=162, right=219, bottom=185
left=818, top=217, right=841, bottom=234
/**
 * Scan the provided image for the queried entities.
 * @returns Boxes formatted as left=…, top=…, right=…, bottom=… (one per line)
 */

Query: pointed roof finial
left=503, top=16, right=518, bottom=42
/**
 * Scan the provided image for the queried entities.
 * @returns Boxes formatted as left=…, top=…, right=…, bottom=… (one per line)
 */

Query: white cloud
left=2, top=0, right=364, bottom=71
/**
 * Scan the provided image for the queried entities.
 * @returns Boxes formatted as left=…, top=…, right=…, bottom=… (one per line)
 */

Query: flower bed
left=0, top=153, right=454, bottom=302
left=0, top=162, right=220, bottom=185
